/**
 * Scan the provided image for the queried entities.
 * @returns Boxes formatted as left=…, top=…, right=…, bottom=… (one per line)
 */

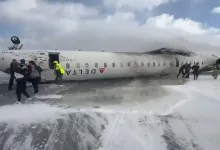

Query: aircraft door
left=129, top=60, right=139, bottom=76
left=170, top=58, right=178, bottom=74
left=48, top=52, right=60, bottom=69
left=175, top=58, right=179, bottom=67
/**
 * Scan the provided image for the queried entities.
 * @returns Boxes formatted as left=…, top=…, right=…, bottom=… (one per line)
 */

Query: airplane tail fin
left=18, top=44, right=23, bottom=50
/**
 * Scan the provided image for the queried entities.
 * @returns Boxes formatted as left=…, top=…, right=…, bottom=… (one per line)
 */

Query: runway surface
left=0, top=73, right=219, bottom=150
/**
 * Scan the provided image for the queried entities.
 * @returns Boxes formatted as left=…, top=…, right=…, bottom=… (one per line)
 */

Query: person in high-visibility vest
left=53, top=61, right=65, bottom=84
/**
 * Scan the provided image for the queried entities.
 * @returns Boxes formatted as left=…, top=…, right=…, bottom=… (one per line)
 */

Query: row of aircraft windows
left=66, top=61, right=204, bottom=68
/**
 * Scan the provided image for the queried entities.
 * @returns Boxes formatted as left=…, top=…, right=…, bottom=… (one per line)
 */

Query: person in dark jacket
left=20, top=59, right=26, bottom=66
left=28, top=61, right=43, bottom=94
left=8, top=59, right=19, bottom=90
left=192, top=62, right=200, bottom=80
left=184, top=63, right=191, bottom=79
left=177, top=63, right=187, bottom=78
left=14, top=60, right=30, bottom=103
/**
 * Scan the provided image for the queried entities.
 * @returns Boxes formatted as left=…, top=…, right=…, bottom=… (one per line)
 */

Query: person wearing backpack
left=14, top=61, right=30, bottom=103
left=28, top=61, right=43, bottom=94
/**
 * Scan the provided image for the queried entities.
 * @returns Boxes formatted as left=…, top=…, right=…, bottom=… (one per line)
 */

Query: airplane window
left=120, top=62, right=123, bottom=67
left=76, top=63, right=80, bottom=68
left=104, top=63, right=107, bottom=68
left=66, top=63, right=70, bottom=69
left=128, top=62, right=130, bottom=67
left=153, top=62, right=155, bottom=66
left=141, top=62, right=144, bottom=66
left=148, top=62, right=150, bottom=66
left=112, top=63, right=115, bottom=67
left=163, top=62, right=165, bottom=66
left=95, top=63, right=98, bottom=68
left=85, top=63, right=89, bottom=68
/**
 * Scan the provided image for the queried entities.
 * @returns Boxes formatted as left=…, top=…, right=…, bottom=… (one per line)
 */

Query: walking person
left=177, top=63, right=187, bottom=78
left=14, top=61, right=30, bottom=103
left=192, top=62, right=200, bottom=80
left=184, top=63, right=191, bottom=79
left=8, top=59, right=18, bottom=90
left=53, top=61, right=65, bottom=85
left=28, top=61, right=43, bottom=94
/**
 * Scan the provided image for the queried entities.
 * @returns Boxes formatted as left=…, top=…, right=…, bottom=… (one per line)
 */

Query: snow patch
left=0, top=102, right=70, bottom=124
left=35, top=95, right=63, bottom=99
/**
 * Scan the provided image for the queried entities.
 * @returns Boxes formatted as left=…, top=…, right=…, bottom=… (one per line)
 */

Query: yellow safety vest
left=55, top=63, right=65, bottom=74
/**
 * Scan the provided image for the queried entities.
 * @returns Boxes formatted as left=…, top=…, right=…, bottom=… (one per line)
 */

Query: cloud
left=0, top=0, right=220, bottom=55
left=103, top=0, right=176, bottom=11
left=211, top=6, right=220, bottom=14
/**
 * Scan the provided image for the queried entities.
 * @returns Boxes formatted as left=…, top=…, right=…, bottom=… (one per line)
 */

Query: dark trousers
left=29, top=77, right=40, bottom=94
left=8, top=74, right=14, bottom=90
left=177, top=70, right=185, bottom=78
left=16, top=79, right=30, bottom=102
left=193, top=72, right=199, bottom=80
left=55, top=70, right=63, bottom=85
left=184, top=71, right=190, bottom=79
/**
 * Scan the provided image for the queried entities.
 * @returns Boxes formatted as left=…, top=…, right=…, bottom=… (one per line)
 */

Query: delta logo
left=99, top=68, right=105, bottom=74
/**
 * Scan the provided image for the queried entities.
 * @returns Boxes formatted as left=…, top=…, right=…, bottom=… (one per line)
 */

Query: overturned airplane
left=0, top=36, right=219, bottom=81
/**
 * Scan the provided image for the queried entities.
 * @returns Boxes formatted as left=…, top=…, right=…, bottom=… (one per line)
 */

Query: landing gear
left=212, top=74, right=218, bottom=79
left=212, top=70, right=218, bottom=79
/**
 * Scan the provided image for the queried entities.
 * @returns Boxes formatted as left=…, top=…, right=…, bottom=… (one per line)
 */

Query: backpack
left=30, top=68, right=40, bottom=79
left=14, top=72, right=24, bottom=80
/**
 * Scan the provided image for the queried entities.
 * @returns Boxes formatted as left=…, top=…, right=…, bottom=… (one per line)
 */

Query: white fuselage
left=0, top=50, right=217, bottom=81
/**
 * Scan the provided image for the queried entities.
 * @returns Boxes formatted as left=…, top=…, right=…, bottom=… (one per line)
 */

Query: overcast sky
left=0, top=0, right=220, bottom=55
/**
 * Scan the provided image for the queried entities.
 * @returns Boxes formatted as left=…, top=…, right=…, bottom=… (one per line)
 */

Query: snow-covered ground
left=0, top=75, right=219, bottom=150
